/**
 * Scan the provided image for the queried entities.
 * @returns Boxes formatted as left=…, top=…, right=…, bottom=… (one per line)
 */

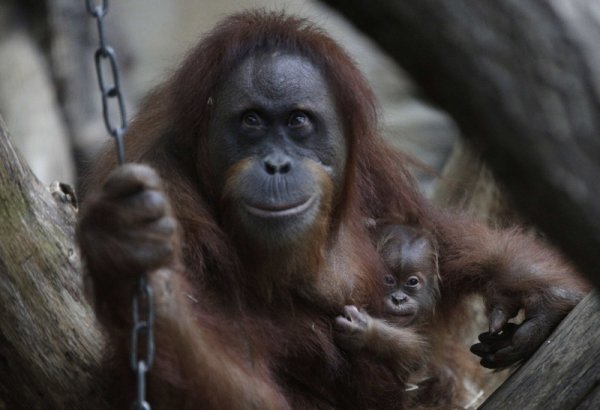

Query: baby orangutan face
left=378, top=225, right=440, bottom=326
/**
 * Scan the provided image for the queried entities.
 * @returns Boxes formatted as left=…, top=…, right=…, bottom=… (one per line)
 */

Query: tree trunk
left=318, top=0, right=600, bottom=289
left=0, top=116, right=110, bottom=409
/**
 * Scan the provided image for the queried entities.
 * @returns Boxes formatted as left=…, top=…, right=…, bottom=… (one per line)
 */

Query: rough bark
left=0, top=116, right=109, bottom=409
left=318, top=0, right=600, bottom=289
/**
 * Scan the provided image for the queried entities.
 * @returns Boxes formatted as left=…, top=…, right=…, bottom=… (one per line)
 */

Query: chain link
left=86, top=0, right=126, bottom=164
left=86, top=2, right=154, bottom=409
left=131, top=277, right=154, bottom=410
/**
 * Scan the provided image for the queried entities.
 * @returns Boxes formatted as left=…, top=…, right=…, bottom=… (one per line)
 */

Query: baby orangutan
left=335, top=224, right=474, bottom=409
left=377, top=223, right=440, bottom=328
left=335, top=223, right=437, bottom=364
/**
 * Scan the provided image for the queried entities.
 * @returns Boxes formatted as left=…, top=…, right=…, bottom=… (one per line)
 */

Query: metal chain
left=130, top=277, right=155, bottom=410
left=86, top=2, right=154, bottom=409
left=86, top=0, right=126, bottom=164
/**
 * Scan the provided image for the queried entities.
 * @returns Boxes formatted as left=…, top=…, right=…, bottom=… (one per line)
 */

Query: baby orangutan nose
left=391, top=293, right=408, bottom=305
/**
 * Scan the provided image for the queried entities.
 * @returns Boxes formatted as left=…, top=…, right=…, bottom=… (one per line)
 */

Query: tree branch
left=0, top=116, right=109, bottom=409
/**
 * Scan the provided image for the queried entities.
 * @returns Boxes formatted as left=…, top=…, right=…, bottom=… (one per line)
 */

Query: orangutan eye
left=242, top=111, right=261, bottom=127
left=384, top=275, right=397, bottom=287
left=405, top=276, right=420, bottom=288
left=288, top=111, right=309, bottom=128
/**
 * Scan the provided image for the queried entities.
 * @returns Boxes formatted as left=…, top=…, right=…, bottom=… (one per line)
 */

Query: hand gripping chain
left=86, top=2, right=155, bottom=408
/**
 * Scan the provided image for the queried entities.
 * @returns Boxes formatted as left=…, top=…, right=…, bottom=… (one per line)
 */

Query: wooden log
left=479, top=291, right=600, bottom=410
left=318, top=0, right=600, bottom=289
left=0, top=116, right=110, bottom=409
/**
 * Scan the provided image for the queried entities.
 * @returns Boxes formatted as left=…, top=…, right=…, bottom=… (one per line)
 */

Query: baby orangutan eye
left=405, top=276, right=420, bottom=288
left=384, top=275, right=397, bottom=287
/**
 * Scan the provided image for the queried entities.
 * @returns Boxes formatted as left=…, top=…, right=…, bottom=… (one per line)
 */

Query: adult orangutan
left=77, top=10, right=590, bottom=409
